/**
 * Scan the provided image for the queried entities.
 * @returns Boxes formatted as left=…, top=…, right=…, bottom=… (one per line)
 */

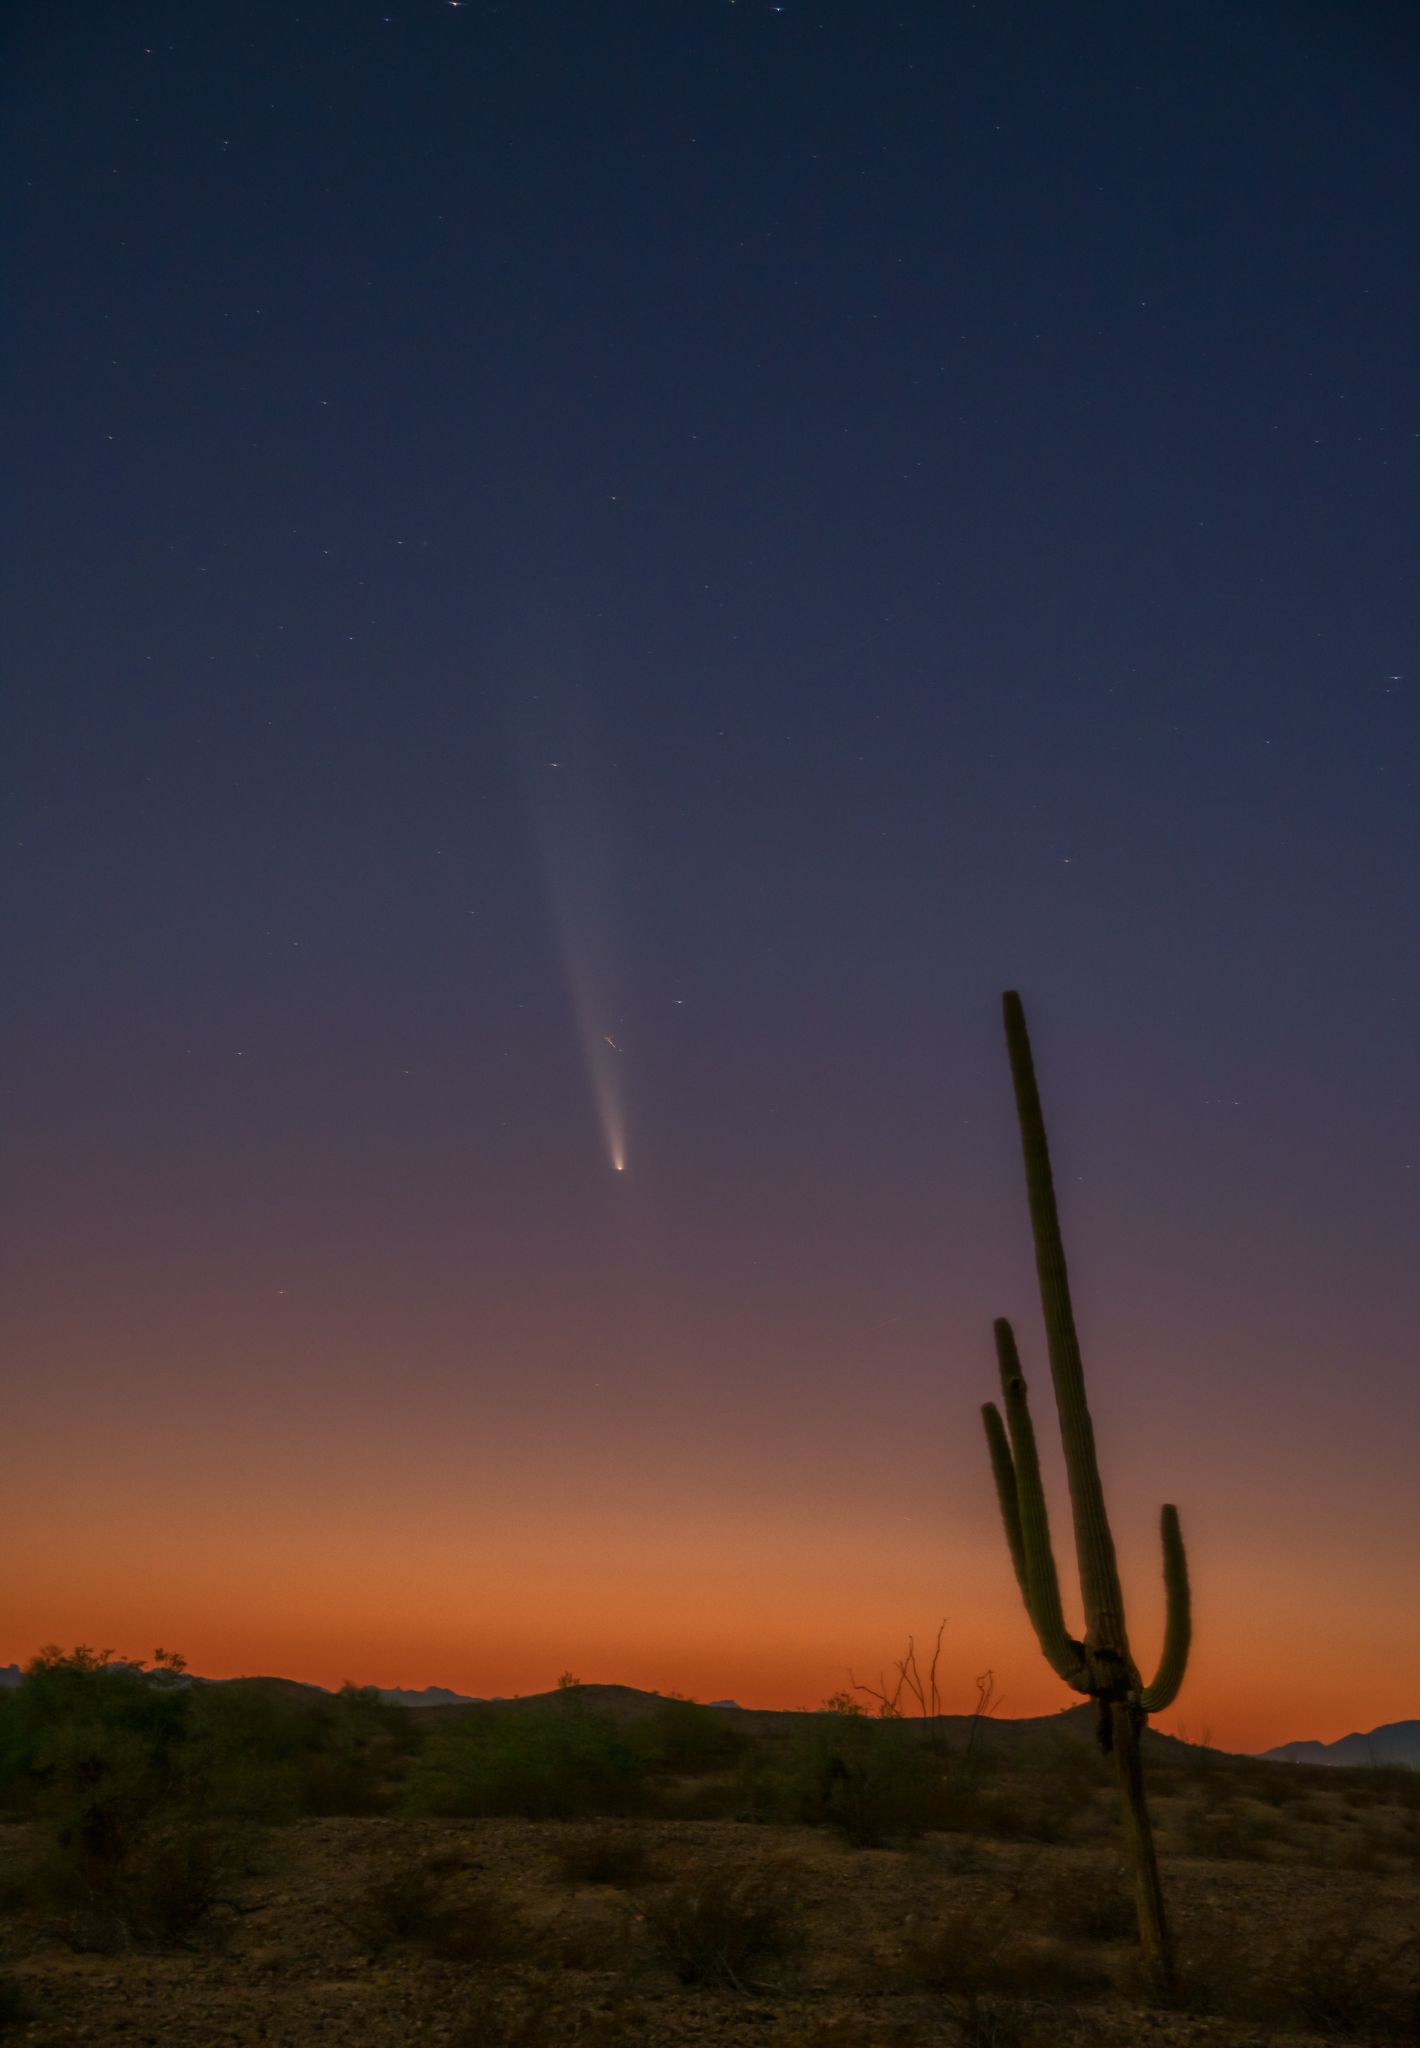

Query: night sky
left=5, top=2, right=1417, bottom=1751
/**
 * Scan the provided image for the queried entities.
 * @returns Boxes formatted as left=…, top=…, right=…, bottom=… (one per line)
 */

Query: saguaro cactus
left=982, top=990, right=1191, bottom=1990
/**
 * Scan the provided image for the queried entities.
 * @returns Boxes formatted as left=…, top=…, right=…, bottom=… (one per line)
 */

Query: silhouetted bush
left=0, top=1647, right=243, bottom=1950
left=406, top=1699, right=647, bottom=1820
left=773, top=1716, right=958, bottom=1847
left=635, top=1698, right=744, bottom=1775
left=190, top=1678, right=412, bottom=1817
left=0, top=1648, right=193, bottom=1843
left=0, top=1649, right=414, bottom=1833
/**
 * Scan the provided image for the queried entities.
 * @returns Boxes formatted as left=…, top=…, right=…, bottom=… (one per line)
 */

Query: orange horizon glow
left=10, top=988, right=1417, bottom=1768
left=10, top=1357, right=1417, bottom=1756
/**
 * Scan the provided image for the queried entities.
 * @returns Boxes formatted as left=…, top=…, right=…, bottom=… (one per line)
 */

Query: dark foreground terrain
left=1, top=1660, right=1415, bottom=2045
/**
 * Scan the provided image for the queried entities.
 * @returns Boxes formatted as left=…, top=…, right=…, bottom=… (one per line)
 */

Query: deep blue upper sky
left=4, top=3, right=1417, bottom=1520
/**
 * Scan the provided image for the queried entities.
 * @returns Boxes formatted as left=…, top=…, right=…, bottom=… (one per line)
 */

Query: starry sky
left=4, top=2, right=1417, bottom=1752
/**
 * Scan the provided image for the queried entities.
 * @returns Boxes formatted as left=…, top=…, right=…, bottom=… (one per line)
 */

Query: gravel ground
left=1, top=1813, right=1415, bottom=2046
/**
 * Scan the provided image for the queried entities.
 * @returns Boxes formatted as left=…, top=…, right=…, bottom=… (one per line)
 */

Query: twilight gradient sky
left=4, top=2, right=1418, bottom=1753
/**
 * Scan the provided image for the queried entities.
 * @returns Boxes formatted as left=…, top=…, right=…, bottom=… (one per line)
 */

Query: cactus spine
left=982, top=990, right=1191, bottom=1990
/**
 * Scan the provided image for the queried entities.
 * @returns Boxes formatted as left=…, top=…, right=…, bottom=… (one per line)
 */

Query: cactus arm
left=1136, top=1505, right=1191, bottom=1712
left=1001, top=990, right=1131, bottom=1666
left=993, top=1319, right=1089, bottom=1690
left=981, top=1400, right=1029, bottom=1603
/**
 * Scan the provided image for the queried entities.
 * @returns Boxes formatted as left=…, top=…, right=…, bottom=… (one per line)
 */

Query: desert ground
left=1, top=1678, right=1415, bottom=2046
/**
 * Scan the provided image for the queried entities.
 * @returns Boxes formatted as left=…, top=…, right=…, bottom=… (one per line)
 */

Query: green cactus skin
left=981, top=989, right=1191, bottom=1991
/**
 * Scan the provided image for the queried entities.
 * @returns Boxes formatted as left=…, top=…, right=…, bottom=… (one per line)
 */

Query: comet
left=521, top=675, right=628, bottom=1175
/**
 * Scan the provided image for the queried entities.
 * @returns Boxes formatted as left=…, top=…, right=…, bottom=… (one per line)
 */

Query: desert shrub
left=658, top=1771, right=742, bottom=1819
left=0, top=1649, right=193, bottom=1844
left=335, top=1860, right=520, bottom=1962
left=190, top=1679, right=412, bottom=1818
left=426, top=1887, right=530, bottom=1966
left=1161, top=1904, right=1417, bottom=2038
left=336, top=1860, right=446, bottom=1952
left=538, top=1907, right=636, bottom=1970
left=635, top=1698, right=744, bottom=1775
left=22, top=1814, right=238, bottom=1951
left=447, top=1978, right=561, bottom=2048
left=407, top=1702, right=646, bottom=1820
left=771, top=2017, right=936, bottom=2047
left=964, top=1771, right=1101, bottom=1846
left=897, top=1900, right=1108, bottom=2001
left=0, top=1977, right=30, bottom=2034
left=106, top=1817, right=239, bottom=1946
left=774, top=1716, right=958, bottom=1847
left=1235, top=1759, right=1307, bottom=1807
left=550, top=1824, right=657, bottom=1886
left=1, top=1649, right=414, bottom=1834
left=641, top=1858, right=801, bottom=1988
left=1025, top=1856, right=1135, bottom=1941
left=1178, top=1794, right=1293, bottom=1861
left=445, top=1977, right=647, bottom=2047
left=0, top=1648, right=256, bottom=1951
left=1319, top=1827, right=1391, bottom=1875
left=949, top=1997, right=1040, bottom=2048
left=1281, top=1909, right=1417, bottom=2039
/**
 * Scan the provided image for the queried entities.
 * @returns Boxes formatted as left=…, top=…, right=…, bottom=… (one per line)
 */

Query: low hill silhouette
left=1260, top=1718, right=1420, bottom=1768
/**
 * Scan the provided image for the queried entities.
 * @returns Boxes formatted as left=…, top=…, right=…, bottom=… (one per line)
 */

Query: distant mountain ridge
left=0, top=1664, right=733, bottom=1714
left=1, top=1661, right=1410, bottom=1762
left=0, top=1662, right=481, bottom=1708
left=372, top=1684, right=483, bottom=1708
left=1259, top=1720, right=1420, bottom=1768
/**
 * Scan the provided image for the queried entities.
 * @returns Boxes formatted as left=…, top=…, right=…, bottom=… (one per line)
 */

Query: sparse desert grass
left=769, top=2016, right=940, bottom=2047
left=965, top=1770, right=1104, bottom=1846
left=442, top=1974, right=645, bottom=2048
left=1178, top=1789, right=1298, bottom=1861
left=334, top=1856, right=523, bottom=1962
left=536, top=1901, right=638, bottom=1970
left=896, top=1898, right=1111, bottom=2001
left=19, top=1814, right=242, bottom=1952
left=549, top=1822, right=659, bottom=1886
left=640, top=1854, right=804, bottom=1988
left=333, top=1857, right=445, bottom=1951
left=948, top=2000, right=1044, bottom=2048
left=0, top=1977, right=30, bottom=2036
left=1275, top=1904, right=1417, bottom=2039
left=1023, top=1854, right=1136, bottom=1941
left=2, top=1805, right=1416, bottom=2044
left=1146, top=1897, right=1419, bottom=2039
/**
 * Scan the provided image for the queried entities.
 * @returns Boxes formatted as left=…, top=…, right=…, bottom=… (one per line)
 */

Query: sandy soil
left=2, top=1810, right=1415, bottom=2047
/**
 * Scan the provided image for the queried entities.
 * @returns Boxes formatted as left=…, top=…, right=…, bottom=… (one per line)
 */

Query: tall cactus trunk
left=1110, top=1702, right=1174, bottom=1992
left=981, top=991, right=1189, bottom=1999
